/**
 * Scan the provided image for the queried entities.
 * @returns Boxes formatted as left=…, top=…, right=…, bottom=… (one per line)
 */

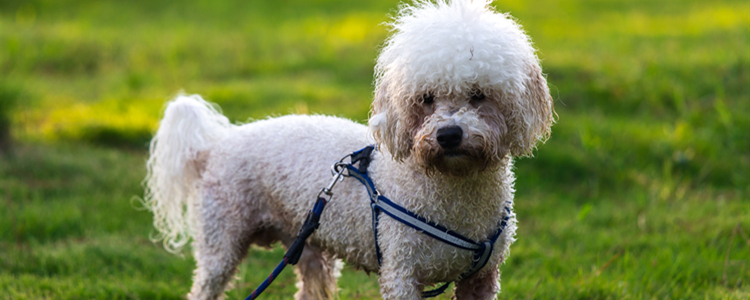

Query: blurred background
left=0, top=0, right=748, bottom=299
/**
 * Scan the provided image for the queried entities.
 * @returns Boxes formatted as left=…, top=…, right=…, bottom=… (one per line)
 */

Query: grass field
left=1, top=0, right=749, bottom=299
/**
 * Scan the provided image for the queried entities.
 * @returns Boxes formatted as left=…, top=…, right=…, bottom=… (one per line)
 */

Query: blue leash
left=244, top=197, right=328, bottom=300
left=244, top=145, right=512, bottom=299
left=244, top=155, right=349, bottom=300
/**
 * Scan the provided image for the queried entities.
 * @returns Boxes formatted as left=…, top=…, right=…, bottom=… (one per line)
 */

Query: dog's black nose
left=436, top=126, right=463, bottom=149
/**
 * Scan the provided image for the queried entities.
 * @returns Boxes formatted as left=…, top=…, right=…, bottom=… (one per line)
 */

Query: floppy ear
left=369, top=79, right=418, bottom=161
left=507, top=63, right=555, bottom=157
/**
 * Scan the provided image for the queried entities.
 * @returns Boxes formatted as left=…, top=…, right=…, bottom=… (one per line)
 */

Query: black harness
left=345, top=145, right=513, bottom=298
left=245, top=145, right=514, bottom=299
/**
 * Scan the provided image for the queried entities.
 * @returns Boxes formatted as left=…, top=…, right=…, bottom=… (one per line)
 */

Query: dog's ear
left=369, top=80, right=416, bottom=161
left=507, top=63, right=555, bottom=157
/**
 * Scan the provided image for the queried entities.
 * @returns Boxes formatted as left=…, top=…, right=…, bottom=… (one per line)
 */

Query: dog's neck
left=373, top=153, right=514, bottom=240
left=412, top=155, right=512, bottom=207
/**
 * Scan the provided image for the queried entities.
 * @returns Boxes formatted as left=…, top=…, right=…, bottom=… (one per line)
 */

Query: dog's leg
left=188, top=187, right=254, bottom=300
left=378, top=253, right=423, bottom=300
left=452, top=267, right=500, bottom=300
left=293, top=243, right=339, bottom=300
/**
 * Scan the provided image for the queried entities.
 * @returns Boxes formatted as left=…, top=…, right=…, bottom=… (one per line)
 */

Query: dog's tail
left=144, top=94, right=233, bottom=253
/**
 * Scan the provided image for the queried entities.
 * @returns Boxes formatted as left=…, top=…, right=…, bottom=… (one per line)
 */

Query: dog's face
left=368, top=0, right=554, bottom=176
left=371, top=73, right=551, bottom=176
left=407, top=88, right=510, bottom=176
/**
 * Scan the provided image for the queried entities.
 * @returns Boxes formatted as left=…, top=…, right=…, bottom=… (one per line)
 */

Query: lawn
left=1, top=0, right=748, bottom=299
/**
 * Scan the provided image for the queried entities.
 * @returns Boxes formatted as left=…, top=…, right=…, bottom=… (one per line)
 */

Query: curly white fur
left=376, top=0, right=535, bottom=95
left=144, top=95, right=234, bottom=252
left=144, top=1, right=554, bottom=299
left=372, top=0, right=553, bottom=161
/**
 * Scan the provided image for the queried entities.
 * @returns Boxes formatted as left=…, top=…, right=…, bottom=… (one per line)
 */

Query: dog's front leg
left=452, top=267, right=500, bottom=300
left=377, top=250, right=423, bottom=300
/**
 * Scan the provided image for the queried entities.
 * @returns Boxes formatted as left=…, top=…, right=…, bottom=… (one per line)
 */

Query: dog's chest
left=374, top=183, right=508, bottom=281
left=321, top=152, right=513, bottom=280
left=376, top=214, right=505, bottom=282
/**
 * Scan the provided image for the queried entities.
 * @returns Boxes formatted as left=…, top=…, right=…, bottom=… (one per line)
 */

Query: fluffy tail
left=144, top=94, right=233, bottom=252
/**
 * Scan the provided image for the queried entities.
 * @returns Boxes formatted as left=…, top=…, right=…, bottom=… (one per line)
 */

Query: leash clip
left=318, top=153, right=352, bottom=200
left=331, top=152, right=352, bottom=176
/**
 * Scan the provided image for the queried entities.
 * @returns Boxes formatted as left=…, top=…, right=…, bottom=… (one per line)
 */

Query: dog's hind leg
left=187, top=185, right=254, bottom=300
left=292, top=243, right=339, bottom=300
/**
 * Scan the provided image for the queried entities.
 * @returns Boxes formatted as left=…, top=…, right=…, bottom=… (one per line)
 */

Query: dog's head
left=369, top=0, right=554, bottom=176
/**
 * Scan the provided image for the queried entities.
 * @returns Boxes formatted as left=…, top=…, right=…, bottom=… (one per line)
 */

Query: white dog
left=144, top=0, right=554, bottom=299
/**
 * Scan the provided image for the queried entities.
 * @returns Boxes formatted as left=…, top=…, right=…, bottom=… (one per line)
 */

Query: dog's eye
left=422, top=93, right=434, bottom=105
left=470, top=90, right=485, bottom=102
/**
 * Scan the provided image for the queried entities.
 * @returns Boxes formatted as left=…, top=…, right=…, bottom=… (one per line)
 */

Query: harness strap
left=345, top=145, right=512, bottom=298
left=371, top=202, right=383, bottom=266
left=347, top=146, right=385, bottom=265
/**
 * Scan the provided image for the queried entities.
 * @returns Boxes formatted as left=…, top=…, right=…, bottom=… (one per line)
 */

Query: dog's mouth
left=423, top=149, right=489, bottom=177
left=443, top=149, right=464, bottom=157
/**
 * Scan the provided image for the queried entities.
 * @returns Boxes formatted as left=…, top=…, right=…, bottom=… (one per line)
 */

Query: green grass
left=1, top=0, right=748, bottom=299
